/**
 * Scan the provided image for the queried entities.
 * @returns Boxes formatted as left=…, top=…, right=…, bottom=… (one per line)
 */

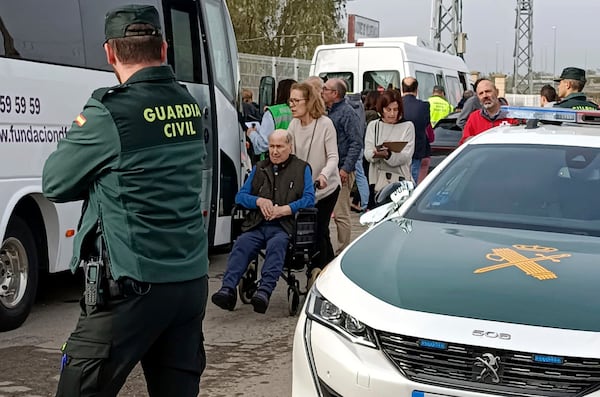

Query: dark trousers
left=314, top=186, right=340, bottom=269
left=222, top=223, right=289, bottom=295
left=56, top=276, right=208, bottom=397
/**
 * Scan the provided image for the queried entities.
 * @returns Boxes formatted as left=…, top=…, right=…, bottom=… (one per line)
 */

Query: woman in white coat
left=364, top=90, right=415, bottom=197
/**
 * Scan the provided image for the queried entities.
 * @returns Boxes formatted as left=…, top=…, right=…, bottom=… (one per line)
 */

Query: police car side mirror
left=360, top=181, right=415, bottom=226
left=376, top=180, right=415, bottom=205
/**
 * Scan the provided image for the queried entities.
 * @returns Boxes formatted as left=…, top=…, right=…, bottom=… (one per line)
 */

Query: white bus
left=311, top=37, right=470, bottom=105
left=0, top=0, right=247, bottom=331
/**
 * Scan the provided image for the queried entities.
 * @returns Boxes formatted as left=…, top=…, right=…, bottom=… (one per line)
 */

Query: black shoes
left=250, top=290, right=270, bottom=314
left=211, top=287, right=237, bottom=311
left=212, top=286, right=270, bottom=313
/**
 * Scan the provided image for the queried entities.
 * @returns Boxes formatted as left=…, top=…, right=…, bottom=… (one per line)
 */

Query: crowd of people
left=214, top=75, right=458, bottom=317
left=224, top=65, right=600, bottom=317
left=455, top=67, right=598, bottom=145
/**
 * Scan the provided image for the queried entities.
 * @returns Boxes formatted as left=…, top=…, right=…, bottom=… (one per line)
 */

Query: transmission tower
left=512, top=0, right=534, bottom=94
left=431, top=0, right=465, bottom=58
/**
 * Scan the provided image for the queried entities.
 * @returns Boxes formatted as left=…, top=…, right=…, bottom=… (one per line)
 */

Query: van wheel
left=0, top=216, right=38, bottom=332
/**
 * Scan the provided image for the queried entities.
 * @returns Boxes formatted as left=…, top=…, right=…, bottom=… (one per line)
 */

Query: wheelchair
left=231, top=206, right=319, bottom=315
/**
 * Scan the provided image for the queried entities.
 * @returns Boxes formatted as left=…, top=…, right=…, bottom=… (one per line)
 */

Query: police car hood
left=341, top=218, right=600, bottom=332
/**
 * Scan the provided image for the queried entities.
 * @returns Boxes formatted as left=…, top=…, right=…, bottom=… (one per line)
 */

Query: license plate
left=412, top=391, right=453, bottom=397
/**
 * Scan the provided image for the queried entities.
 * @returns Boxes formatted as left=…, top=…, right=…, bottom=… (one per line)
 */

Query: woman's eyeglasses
left=289, top=98, right=307, bottom=105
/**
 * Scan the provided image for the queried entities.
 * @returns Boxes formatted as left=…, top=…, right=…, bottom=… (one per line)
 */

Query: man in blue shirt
left=212, top=129, right=315, bottom=313
left=322, top=78, right=363, bottom=254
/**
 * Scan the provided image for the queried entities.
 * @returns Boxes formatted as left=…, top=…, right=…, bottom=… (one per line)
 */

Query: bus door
left=162, top=0, right=216, bottom=242
left=196, top=0, right=243, bottom=247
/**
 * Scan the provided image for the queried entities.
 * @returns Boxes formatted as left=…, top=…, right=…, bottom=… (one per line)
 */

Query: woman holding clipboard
left=364, top=90, right=415, bottom=200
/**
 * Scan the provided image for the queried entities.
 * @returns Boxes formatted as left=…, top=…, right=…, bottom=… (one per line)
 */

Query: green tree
left=227, top=0, right=346, bottom=59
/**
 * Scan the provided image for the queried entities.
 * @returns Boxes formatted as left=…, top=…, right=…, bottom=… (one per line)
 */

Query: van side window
left=458, top=72, right=468, bottom=91
left=0, top=2, right=84, bottom=66
left=445, top=76, right=462, bottom=106
left=415, top=71, right=435, bottom=100
left=363, top=71, right=399, bottom=92
left=319, top=72, right=354, bottom=92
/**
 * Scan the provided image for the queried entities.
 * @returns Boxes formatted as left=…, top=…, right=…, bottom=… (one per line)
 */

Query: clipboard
left=381, top=141, right=408, bottom=153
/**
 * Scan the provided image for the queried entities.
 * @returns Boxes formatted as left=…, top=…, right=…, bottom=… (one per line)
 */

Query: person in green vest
left=246, top=79, right=296, bottom=161
left=428, top=85, right=454, bottom=127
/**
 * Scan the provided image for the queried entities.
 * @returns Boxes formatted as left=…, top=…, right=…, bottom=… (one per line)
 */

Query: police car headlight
left=306, top=289, right=377, bottom=348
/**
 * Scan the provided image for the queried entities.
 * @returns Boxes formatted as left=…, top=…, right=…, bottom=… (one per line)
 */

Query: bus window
left=0, top=15, right=20, bottom=57
left=80, top=0, right=161, bottom=71
left=445, top=75, right=462, bottom=106
left=171, top=9, right=200, bottom=82
left=204, top=0, right=235, bottom=100
left=415, top=71, right=435, bottom=100
left=318, top=72, right=354, bottom=92
left=0, top=0, right=84, bottom=66
left=363, top=71, right=400, bottom=92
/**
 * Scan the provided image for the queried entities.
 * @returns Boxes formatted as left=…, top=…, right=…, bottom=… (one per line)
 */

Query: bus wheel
left=0, top=216, right=38, bottom=332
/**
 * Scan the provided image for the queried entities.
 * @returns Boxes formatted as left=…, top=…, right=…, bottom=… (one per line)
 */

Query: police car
left=292, top=107, right=600, bottom=397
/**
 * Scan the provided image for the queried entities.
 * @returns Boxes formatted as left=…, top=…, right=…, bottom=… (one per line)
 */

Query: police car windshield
left=407, top=144, right=600, bottom=236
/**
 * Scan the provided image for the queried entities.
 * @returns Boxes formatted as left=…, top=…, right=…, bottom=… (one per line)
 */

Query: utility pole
left=431, top=0, right=465, bottom=58
left=552, top=26, right=557, bottom=77
left=512, top=0, right=534, bottom=94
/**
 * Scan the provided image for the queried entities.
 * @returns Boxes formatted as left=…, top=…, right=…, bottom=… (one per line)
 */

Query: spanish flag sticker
left=75, top=114, right=87, bottom=127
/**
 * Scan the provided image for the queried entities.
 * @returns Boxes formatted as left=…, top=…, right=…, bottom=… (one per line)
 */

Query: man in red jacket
left=459, top=79, right=517, bottom=145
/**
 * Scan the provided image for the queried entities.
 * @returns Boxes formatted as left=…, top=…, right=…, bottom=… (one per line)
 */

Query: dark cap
left=104, top=4, right=162, bottom=41
left=554, top=67, right=586, bottom=83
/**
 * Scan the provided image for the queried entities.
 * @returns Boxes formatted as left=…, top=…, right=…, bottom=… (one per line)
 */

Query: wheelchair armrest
left=294, top=207, right=318, bottom=220
left=231, top=204, right=250, bottom=216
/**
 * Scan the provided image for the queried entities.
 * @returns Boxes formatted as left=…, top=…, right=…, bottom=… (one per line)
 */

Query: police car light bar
left=501, top=106, right=600, bottom=125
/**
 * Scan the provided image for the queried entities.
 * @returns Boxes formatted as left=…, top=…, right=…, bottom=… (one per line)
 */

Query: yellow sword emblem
left=474, top=245, right=571, bottom=280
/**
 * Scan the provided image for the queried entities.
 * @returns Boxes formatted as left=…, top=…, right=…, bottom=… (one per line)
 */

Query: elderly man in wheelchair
left=212, top=129, right=315, bottom=314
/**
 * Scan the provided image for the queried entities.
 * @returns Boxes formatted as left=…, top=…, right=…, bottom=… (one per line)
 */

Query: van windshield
left=319, top=72, right=354, bottom=92
left=363, top=70, right=400, bottom=91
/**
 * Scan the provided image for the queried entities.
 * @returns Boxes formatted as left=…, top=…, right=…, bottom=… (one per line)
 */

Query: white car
left=293, top=107, right=600, bottom=397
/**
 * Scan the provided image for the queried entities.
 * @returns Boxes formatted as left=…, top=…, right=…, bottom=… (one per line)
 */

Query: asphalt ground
left=0, top=212, right=367, bottom=397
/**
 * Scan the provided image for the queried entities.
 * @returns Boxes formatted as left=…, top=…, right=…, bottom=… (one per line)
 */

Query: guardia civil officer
left=554, top=67, right=599, bottom=110
left=42, top=5, right=209, bottom=396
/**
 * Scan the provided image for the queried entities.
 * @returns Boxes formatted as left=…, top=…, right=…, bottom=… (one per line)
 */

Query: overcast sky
left=346, top=0, right=600, bottom=76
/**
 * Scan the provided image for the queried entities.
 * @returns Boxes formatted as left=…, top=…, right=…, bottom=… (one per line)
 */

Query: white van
left=310, top=37, right=470, bottom=105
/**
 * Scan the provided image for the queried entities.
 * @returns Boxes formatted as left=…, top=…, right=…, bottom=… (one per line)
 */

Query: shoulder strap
left=91, top=85, right=127, bottom=102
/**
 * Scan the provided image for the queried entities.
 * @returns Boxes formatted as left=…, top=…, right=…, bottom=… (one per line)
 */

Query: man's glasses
left=289, top=98, right=307, bottom=105
left=322, top=87, right=335, bottom=92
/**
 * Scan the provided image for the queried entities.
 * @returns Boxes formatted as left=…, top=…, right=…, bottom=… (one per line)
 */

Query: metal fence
left=239, top=53, right=312, bottom=99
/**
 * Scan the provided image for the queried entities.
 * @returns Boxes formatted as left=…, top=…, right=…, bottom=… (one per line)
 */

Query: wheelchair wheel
left=287, top=282, right=301, bottom=316
left=238, top=262, right=257, bottom=304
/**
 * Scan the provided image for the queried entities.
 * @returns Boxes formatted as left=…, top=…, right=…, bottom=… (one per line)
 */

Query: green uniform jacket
left=42, top=66, right=208, bottom=283
left=554, top=93, right=599, bottom=110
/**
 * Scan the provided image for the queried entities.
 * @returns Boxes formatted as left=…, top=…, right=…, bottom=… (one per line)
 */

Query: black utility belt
left=107, top=278, right=151, bottom=299
left=84, top=259, right=151, bottom=306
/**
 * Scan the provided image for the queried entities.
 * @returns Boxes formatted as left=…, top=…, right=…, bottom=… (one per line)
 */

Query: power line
left=238, top=33, right=331, bottom=43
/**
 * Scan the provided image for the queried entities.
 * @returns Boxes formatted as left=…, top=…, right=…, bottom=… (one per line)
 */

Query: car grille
left=377, top=331, right=600, bottom=396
